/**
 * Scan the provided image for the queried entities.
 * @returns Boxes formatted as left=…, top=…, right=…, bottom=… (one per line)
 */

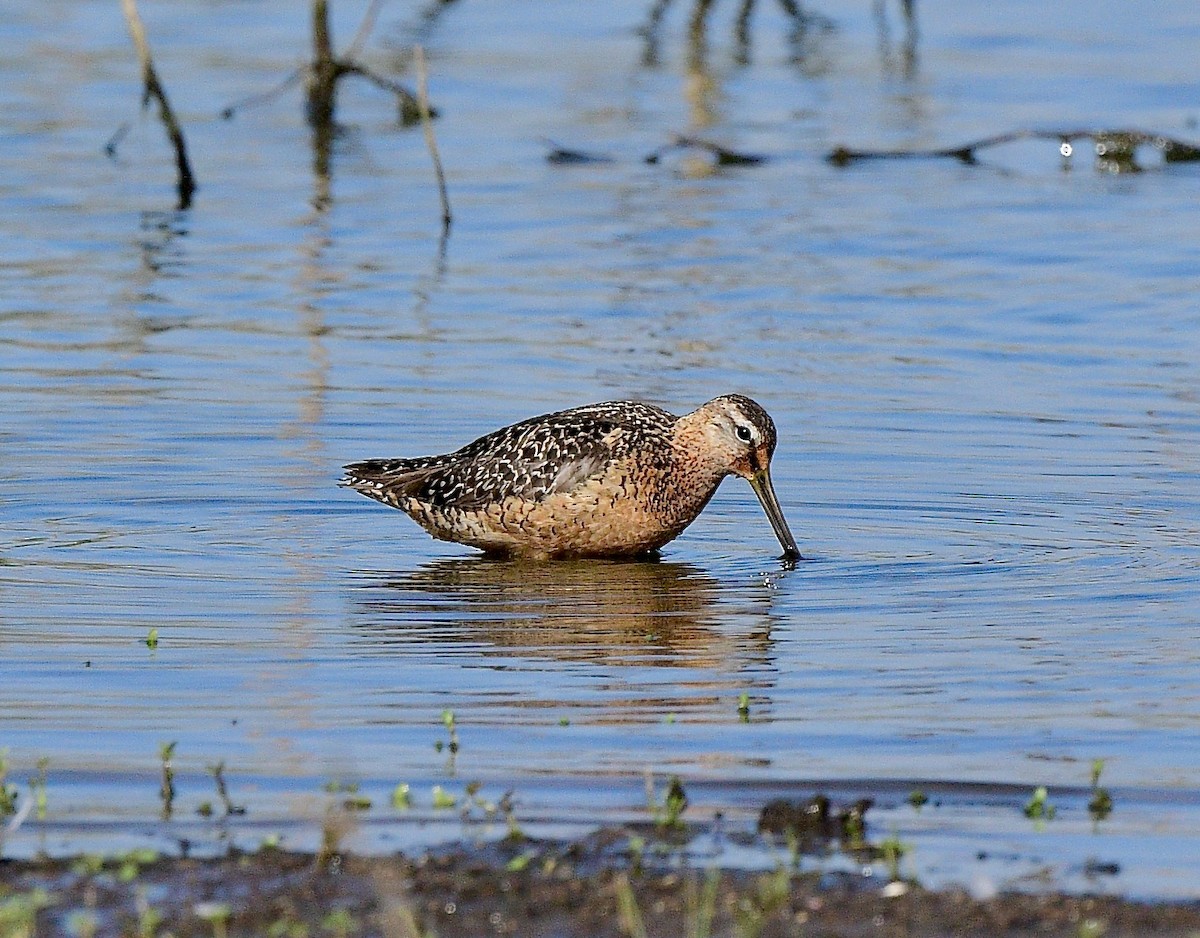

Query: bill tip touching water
left=341, top=394, right=802, bottom=562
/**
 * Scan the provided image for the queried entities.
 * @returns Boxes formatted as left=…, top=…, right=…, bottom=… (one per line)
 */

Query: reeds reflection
left=348, top=556, right=776, bottom=673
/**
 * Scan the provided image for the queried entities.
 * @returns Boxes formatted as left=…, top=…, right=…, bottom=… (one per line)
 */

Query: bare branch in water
left=119, top=0, right=196, bottom=209
left=344, top=0, right=386, bottom=60
left=221, top=68, right=304, bottom=121
left=541, top=139, right=616, bottom=165
left=645, top=135, right=768, bottom=166
left=828, top=128, right=1200, bottom=171
left=221, top=0, right=428, bottom=127
left=415, top=46, right=451, bottom=234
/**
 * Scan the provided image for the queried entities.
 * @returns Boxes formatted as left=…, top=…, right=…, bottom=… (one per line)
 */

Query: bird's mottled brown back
left=343, top=400, right=679, bottom=512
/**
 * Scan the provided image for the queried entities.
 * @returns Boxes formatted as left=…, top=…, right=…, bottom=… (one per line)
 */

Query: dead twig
left=828, top=128, right=1200, bottom=171
left=119, top=0, right=196, bottom=208
left=223, top=0, right=427, bottom=127
left=644, top=134, right=768, bottom=166
left=221, top=68, right=304, bottom=120
left=344, top=0, right=386, bottom=59
left=415, top=45, right=451, bottom=233
left=541, top=138, right=616, bottom=165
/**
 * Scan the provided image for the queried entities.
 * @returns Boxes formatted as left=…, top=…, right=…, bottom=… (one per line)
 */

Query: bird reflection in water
left=349, top=555, right=777, bottom=674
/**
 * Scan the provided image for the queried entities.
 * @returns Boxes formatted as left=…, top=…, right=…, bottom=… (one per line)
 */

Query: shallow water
left=2, top=0, right=1199, bottom=899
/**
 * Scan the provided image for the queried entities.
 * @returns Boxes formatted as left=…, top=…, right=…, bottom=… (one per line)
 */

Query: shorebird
left=341, top=394, right=801, bottom=561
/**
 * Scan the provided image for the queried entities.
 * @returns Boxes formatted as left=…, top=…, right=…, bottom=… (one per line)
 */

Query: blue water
left=2, top=0, right=1199, bottom=898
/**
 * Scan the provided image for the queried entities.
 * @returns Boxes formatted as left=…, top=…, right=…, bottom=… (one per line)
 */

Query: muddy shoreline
left=5, top=825, right=1200, bottom=938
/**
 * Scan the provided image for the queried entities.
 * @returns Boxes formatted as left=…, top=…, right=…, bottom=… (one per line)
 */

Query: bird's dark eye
left=735, top=425, right=753, bottom=443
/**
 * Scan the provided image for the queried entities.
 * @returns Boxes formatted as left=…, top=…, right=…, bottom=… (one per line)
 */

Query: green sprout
left=31, top=758, right=48, bottom=821
left=0, top=749, right=18, bottom=817
left=158, top=741, right=177, bottom=820
left=505, top=851, right=536, bottom=873
left=0, top=889, right=53, bottom=938
left=145, top=628, right=159, bottom=649
left=1024, top=785, right=1057, bottom=822
left=684, top=868, right=721, bottom=938
left=737, top=692, right=751, bottom=723
left=878, top=833, right=910, bottom=882
left=206, top=761, right=246, bottom=816
left=907, top=789, right=928, bottom=811
left=733, top=867, right=791, bottom=938
left=613, top=874, right=648, bottom=938
left=67, top=910, right=100, bottom=938
left=321, top=908, right=357, bottom=938
left=391, top=783, right=412, bottom=810
left=194, top=901, right=232, bottom=938
left=137, top=901, right=164, bottom=938
left=1088, top=759, right=1114, bottom=821
left=647, top=775, right=688, bottom=831
left=440, top=709, right=459, bottom=753
left=627, top=834, right=646, bottom=876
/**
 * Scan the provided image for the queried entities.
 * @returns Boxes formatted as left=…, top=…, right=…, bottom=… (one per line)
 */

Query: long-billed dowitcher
left=341, top=394, right=801, bottom=561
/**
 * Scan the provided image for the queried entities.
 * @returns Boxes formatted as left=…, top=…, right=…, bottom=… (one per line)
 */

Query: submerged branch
left=120, top=0, right=196, bottom=208
left=644, top=134, right=768, bottom=166
left=828, top=128, right=1200, bottom=170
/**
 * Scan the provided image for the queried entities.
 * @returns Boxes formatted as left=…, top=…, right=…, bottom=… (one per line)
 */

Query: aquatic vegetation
left=117, top=848, right=159, bottom=883
left=320, top=908, right=357, bottom=938
left=205, top=761, right=246, bottom=817
left=684, top=868, right=720, bottom=938
left=158, top=741, right=177, bottom=820
left=757, top=794, right=874, bottom=853
left=30, top=759, right=48, bottom=822
left=737, top=692, right=750, bottom=723
left=434, top=710, right=460, bottom=771
left=613, top=873, right=648, bottom=938
left=391, top=782, right=412, bottom=810
left=66, top=910, right=99, bottom=938
left=144, top=628, right=158, bottom=649
left=1024, top=785, right=1057, bottom=822
left=135, top=892, right=163, bottom=938
left=431, top=785, right=457, bottom=809
left=0, top=750, right=18, bottom=818
left=1089, top=760, right=1114, bottom=822
left=0, top=787, right=16, bottom=827
left=878, top=833, right=911, bottom=883
left=732, top=868, right=791, bottom=938
left=194, top=900, right=232, bottom=938
left=324, top=780, right=371, bottom=812
left=505, top=850, right=536, bottom=873
left=907, top=789, right=929, bottom=810
left=499, top=790, right=524, bottom=843
left=266, top=913, right=308, bottom=938
left=646, top=775, right=688, bottom=831
left=627, top=834, right=646, bottom=876
left=0, top=889, right=52, bottom=938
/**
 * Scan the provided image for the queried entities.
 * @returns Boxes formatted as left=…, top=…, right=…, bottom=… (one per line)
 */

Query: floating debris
left=827, top=128, right=1200, bottom=172
left=541, top=139, right=616, bottom=165
left=645, top=135, right=768, bottom=166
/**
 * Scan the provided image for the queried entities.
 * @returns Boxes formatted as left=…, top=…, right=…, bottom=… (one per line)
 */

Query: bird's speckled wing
left=343, top=401, right=677, bottom=510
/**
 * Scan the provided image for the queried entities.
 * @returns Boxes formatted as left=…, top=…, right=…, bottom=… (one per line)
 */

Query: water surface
left=2, top=0, right=1199, bottom=898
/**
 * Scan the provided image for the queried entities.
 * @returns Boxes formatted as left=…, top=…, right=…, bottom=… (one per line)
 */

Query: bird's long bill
left=747, top=467, right=802, bottom=561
